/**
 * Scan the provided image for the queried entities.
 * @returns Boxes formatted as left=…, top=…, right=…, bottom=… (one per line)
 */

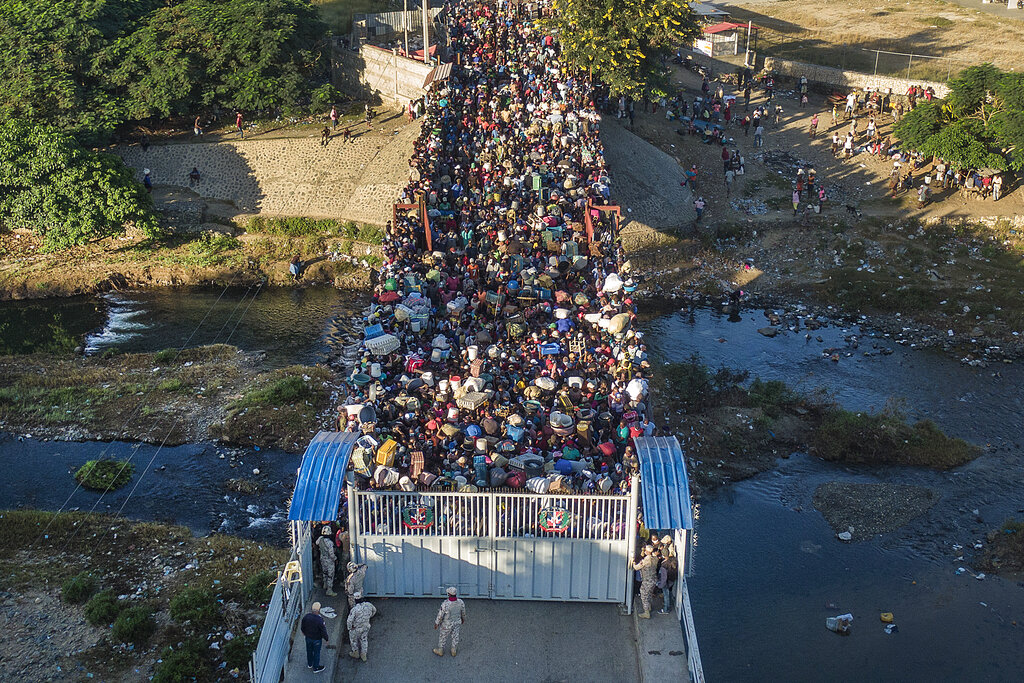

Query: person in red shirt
left=235, top=111, right=244, bottom=139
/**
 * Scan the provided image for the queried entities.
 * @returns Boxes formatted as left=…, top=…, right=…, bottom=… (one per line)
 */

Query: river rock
left=758, top=327, right=779, bottom=338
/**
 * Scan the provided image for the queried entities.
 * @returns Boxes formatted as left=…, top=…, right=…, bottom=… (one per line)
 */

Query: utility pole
left=404, top=0, right=410, bottom=58
left=421, top=0, right=430, bottom=65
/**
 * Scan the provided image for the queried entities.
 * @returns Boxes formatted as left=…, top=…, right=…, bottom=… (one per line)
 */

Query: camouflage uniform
left=435, top=596, right=466, bottom=654
left=633, top=551, right=658, bottom=617
left=345, top=564, right=367, bottom=608
left=316, top=532, right=337, bottom=595
left=346, top=601, right=377, bottom=660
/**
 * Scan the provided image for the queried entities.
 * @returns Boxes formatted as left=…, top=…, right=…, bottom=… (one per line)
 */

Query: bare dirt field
left=727, top=0, right=1024, bottom=77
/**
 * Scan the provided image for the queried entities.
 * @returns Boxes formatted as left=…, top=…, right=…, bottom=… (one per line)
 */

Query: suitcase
left=410, top=451, right=424, bottom=479
left=375, top=438, right=399, bottom=467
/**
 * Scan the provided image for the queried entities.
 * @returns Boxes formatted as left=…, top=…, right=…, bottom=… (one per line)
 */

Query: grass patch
left=75, top=459, right=135, bottom=492
left=918, top=16, right=954, bottom=27
left=243, top=569, right=276, bottom=604
left=0, top=345, right=247, bottom=444
left=221, top=365, right=333, bottom=450
left=153, top=640, right=212, bottom=683
left=62, top=571, right=98, bottom=604
left=245, top=216, right=383, bottom=244
left=812, top=404, right=979, bottom=468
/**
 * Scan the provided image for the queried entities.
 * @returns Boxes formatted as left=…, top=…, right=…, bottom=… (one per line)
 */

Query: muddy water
left=646, top=307, right=1024, bottom=680
left=0, top=286, right=364, bottom=368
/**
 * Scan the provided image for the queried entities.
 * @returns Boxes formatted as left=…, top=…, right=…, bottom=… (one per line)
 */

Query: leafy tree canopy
left=548, top=0, right=702, bottom=98
left=893, top=64, right=1024, bottom=172
left=0, top=0, right=329, bottom=141
left=0, top=119, right=159, bottom=251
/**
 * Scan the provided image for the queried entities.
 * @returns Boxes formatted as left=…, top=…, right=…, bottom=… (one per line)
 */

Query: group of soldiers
left=631, top=533, right=679, bottom=619
left=309, top=521, right=467, bottom=664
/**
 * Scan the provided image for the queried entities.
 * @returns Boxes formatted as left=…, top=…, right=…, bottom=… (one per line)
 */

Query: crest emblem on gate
left=538, top=506, right=571, bottom=533
left=402, top=505, right=435, bottom=530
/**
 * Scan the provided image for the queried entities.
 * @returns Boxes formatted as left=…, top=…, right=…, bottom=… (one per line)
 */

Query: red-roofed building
left=694, top=21, right=754, bottom=58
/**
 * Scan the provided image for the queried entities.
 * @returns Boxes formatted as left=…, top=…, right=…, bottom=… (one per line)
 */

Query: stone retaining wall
left=335, top=45, right=433, bottom=108
left=764, top=57, right=950, bottom=98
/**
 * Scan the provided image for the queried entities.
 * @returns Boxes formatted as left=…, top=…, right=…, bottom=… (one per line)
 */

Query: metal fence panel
left=352, top=489, right=633, bottom=603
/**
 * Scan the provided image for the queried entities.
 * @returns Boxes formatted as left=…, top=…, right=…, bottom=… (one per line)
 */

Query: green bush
left=169, top=587, right=219, bottom=627
left=153, top=640, right=211, bottom=683
left=748, top=378, right=799, bottom=418
left=812, top=406, right=979, bottom=468
left=74, top=459, right=135, bottom=491
left=158, top=378, right=184, bottom=392
left=84, top=590, right=125, bottom=626
left=112, top=605, right=156, bottom=645
left=61, top=571, right=98, bottom=605
left=154, top=349, right=178, bottom=363
left=242, top=570, right=276, bottom=605
left=235, top=375, right=311, bottom=408
left=223, top=630, right=260, bottom=670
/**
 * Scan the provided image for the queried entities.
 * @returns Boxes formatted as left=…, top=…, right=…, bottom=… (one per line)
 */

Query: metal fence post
left=874, top=50, right=879, bottom=76
left=907, top=55, right=913, bottom=80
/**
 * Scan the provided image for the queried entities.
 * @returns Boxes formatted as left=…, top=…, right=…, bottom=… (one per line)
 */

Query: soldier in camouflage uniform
left=632, top=545, right=658, bottom=618
left=345, top=562, right=367, bottom=608
left=346, top=598, right=377, bottom=662
left=316, top=526, right=338, bottom=596
left=432, top=586, right=466, bottom=657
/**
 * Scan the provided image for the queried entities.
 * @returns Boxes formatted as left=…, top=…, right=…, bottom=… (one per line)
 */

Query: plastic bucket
left=468, top=345, right=479, bottom=361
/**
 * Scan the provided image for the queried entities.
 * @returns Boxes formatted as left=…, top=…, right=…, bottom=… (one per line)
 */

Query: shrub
left=242, top=570, right=276, bottom=605
left=158, top=378, right=184, bottom=392
left=84, top=590, right=125, bottom=626
left=74, top=459, right=135, bottom=491
left=153, top=640, right=210, bottom=683
left=748, top=378, right=799, bottom=418
left=235, top=375, right=311, bottom=408
left=154, top=349, right=178, bottom=363
left=62, top=571, right=98, bottom=604
left=112, top=605, right=155, bottom=645
left=223, top=630, right=260, bottom=670
left=169, top=587, right=219, bottom=627
left=812, top=406, right=979, bottom=468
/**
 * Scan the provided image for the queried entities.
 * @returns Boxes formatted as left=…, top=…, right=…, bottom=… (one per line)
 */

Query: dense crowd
left=336, top=0, right=655, bottom=499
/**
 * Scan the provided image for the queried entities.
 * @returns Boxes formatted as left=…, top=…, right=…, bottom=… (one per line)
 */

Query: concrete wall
left=764, top=56, right=951, bottom=98
left=335, top=45, right=433, bottom=108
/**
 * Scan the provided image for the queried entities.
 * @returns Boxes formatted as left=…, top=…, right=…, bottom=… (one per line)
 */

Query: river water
left=0, top=286, right=364, bottom=368
left=645, top=306, right=1024, bottom=680
left=1, top=292, right=1022, bottom=678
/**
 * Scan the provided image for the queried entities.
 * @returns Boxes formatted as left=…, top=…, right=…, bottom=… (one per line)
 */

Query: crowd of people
left=334, top=0, right=657, bottom=509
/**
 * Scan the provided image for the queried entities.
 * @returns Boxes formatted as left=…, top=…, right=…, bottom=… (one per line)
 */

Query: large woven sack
left=525, top=476, right=551, bottom=494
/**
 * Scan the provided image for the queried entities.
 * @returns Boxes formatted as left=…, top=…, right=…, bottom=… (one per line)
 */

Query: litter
left=826, top=613, right=853, bottom=634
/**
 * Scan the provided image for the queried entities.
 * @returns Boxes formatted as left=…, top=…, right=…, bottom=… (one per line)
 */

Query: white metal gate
left=350, top=486, right=638, bottom=602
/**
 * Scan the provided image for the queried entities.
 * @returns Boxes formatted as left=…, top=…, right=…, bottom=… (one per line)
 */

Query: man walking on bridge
left=433, top=586, right=466, bottom=657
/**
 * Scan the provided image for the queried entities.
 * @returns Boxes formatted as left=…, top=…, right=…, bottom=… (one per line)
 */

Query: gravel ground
left=813, top=481, right=939, bottom=541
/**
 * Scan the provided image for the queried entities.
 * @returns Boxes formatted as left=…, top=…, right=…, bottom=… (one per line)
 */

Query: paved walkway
left=282, top=587, right=348, bottom=683
left=115, top=119, right=420, bottom=226
left=634, top=591, right=691, bottom=683
left=312, top=599, right=640, bottom=683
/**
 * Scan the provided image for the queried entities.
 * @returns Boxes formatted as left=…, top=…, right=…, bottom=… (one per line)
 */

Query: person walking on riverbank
left=433, top=586, right=466, bottom=657
left=301, top=602, right=329, bottom=673
left=235, top=111, right=244, bottom=139
left=330, top=105, right=338, bottom=130
left=194, top=116, right=203, bottom=136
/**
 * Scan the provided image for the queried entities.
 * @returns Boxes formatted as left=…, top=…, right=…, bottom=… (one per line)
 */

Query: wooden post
left=421, top=0, right=430, bottom=64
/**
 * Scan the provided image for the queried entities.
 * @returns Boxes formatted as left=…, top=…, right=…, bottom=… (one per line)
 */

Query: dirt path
left=115, top=115, right=420, bottom=226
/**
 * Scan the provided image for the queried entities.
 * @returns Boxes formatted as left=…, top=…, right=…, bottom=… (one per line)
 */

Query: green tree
left=0, top=119, right=159, bottom=250
left=893, top=64, right=1024, bottom=171
left=549, top=0, right=701, bottom=97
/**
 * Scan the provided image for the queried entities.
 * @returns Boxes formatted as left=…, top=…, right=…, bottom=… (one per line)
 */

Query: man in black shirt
left=301, top=602, right=330, bottom=673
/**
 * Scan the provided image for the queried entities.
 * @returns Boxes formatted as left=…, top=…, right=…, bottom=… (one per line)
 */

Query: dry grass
left=732, top=0, right=1024, bottom=78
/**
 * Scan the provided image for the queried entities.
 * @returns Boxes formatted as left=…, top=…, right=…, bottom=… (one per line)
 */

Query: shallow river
left=1, top=291, right=1022, bottom=678
left=646, top=307, right=1024, bottom=680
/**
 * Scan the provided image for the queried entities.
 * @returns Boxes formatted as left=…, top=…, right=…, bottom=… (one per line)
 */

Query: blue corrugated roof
left=634, top=436, right=694, bottom=530
left=288, top=431, right=360, bottom=521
